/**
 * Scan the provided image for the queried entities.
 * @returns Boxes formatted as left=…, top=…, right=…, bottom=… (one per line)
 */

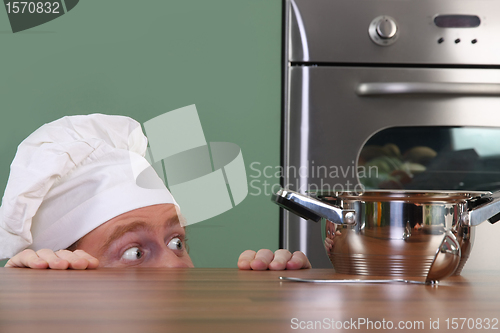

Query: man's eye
left=121, top=247, right=143, bottom=260
left=167, top=237, right=183, bottom=251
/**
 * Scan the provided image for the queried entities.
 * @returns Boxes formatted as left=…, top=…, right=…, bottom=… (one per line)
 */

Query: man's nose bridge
left=159, top=249, right=190, bottom=268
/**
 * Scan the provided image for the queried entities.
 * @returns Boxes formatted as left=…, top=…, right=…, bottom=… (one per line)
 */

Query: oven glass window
left=358, top=126, right=500, bottom=191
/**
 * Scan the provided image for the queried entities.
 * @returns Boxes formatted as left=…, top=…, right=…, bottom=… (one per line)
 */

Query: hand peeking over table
left=5, top=249, right=100, bottom=270
left=237, top=249, right=312, bottom=270
left=6, top=248, right=311, bottom=271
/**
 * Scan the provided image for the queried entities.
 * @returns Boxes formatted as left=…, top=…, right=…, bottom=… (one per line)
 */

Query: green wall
left=0, top=0, right=282, bottom=267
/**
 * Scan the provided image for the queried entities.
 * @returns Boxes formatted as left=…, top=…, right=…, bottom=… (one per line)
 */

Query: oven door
left=283, top=66, right=500, bottom=267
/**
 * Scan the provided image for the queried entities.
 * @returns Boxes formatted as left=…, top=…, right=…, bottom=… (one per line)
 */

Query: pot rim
left=312, top=189, right=491, bottom=203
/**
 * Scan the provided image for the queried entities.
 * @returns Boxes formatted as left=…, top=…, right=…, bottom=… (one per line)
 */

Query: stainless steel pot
left=272, top=188, right=500, bottom=283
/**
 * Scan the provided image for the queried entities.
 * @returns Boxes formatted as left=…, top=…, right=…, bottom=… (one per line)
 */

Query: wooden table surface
left=0, top=268, right=499, bottom=333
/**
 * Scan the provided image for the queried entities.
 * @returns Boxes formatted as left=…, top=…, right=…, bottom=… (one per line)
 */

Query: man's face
left=77, top=204, right=194, bottom=268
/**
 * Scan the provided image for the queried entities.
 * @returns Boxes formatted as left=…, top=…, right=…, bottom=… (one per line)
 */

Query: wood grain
left=0, top=268, right=498, bottom=332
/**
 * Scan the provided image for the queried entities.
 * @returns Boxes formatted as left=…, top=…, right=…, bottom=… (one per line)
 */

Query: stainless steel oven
left=282, top=0, right=500, bottom=269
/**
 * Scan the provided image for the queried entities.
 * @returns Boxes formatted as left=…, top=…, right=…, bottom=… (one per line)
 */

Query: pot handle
left=271, top=188, right=356, bottom=225
left=465, top=191, right=500, bottom=226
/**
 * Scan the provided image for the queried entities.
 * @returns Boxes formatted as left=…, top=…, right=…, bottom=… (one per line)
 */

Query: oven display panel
left=434, top=15, right=481, bottom=28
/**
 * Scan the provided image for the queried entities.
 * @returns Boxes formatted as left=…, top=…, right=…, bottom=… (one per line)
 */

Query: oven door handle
left=356, top=82, right=500, bottom=96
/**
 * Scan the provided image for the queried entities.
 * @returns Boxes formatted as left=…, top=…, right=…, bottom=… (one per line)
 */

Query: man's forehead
left=108, top=206, right=181, bottom=233
left=98, top=205, right=182, bottom=252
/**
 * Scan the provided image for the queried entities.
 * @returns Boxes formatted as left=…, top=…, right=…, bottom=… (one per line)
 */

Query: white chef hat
left=0, top=114, right=178, bottom=260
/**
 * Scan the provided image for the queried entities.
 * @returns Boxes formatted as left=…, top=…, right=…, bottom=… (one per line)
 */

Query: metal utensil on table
left=272, top=188, right=500, bottom=283
left=279, top=276, right=431, bottom=285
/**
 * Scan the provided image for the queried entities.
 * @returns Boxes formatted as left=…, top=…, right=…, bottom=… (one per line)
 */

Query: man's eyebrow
left=99, top=221, right=153, bottom=254
left=99, top=214, right=181, bottom=254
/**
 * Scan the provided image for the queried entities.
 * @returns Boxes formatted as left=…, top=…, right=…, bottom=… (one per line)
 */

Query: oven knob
left=376, top=18, right=397, bottom=39
left=369, top=16, right=399, bottom=46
